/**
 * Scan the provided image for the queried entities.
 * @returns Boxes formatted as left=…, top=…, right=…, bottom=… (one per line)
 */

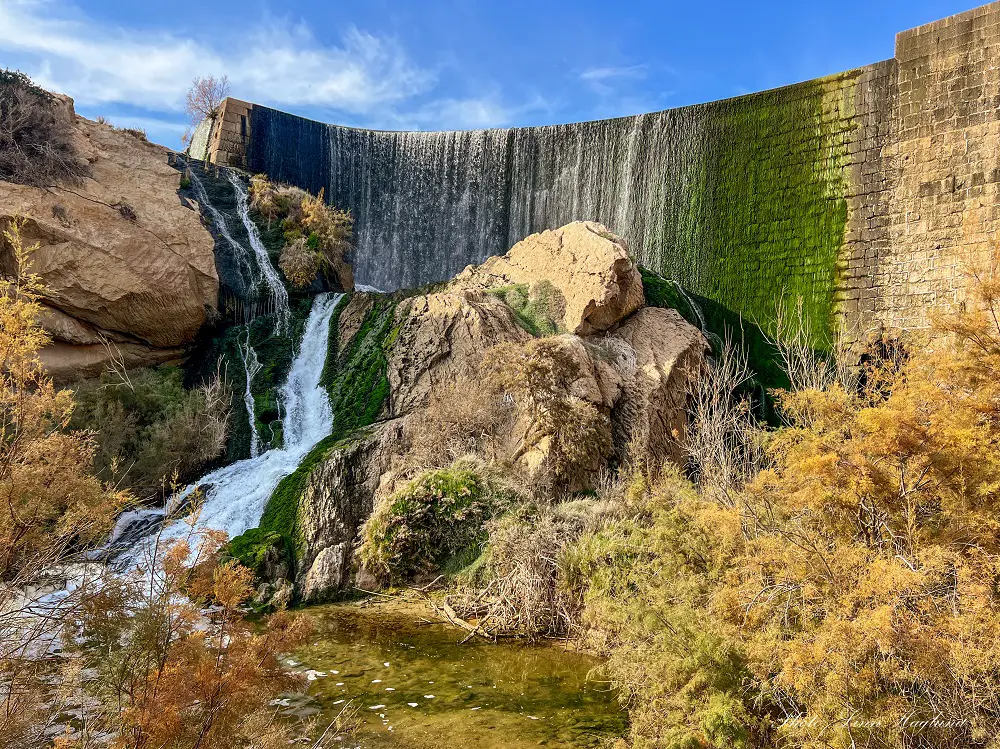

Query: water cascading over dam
left=204, top=2, right=1000, bottom=345
left=235, top=66, right=891, bottom=347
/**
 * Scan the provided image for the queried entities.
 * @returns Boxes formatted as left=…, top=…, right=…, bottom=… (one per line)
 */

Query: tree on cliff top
left=182, top=75, right=230, bottom=147
left=184, top=75, right=230, bottom=124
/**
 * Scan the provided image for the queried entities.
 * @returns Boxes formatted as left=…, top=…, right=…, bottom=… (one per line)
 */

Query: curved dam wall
left=210, top=1, right=1000, bottom=344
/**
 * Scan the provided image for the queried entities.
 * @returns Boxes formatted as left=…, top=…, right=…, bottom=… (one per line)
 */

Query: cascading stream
left=227, top=170, right=291, bottom=334
left=672, top=280, right=707, bottom=333
left=112, top=292, right=342, bottom=558
left=238, top=330, right=264, bottom=458
left=178, top=157, right=259, bottom=298
left=178, top=159, right=297, bottom=463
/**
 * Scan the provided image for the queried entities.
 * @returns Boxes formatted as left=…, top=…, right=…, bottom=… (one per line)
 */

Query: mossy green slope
left=320, top=294, right=399, bottom=438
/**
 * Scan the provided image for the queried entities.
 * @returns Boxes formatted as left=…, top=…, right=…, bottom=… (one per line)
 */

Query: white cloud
left=0, top=0, right=435, bottom=115
left=579, top=64, right=649, bottom=98
left=579, top=64, right=648, bottom=83
left=0, top=0, right=589, bottom=135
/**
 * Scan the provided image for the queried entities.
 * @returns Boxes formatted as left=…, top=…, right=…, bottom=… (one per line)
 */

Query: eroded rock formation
left=0, top=96, right=218, bottom=381
left=454, top=221, right=645, bottom=335
left=291, top=223, right=708, bottom=601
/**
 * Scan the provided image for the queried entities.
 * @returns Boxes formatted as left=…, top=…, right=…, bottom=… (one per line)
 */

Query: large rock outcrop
left=0, top=96, right=218, bottom=381
left=604, top=307, right=708, bottom=466
left=454, top=221, right=645, bottom=335
left=287, top=224, right=708, bottom=601
left=387, top=290, right=531, bottom=415
left=296, top=423, right=403, bottom=603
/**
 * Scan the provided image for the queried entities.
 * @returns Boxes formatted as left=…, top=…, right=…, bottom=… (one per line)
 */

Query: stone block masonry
left=206, top=98, right=252, bottom=168
left=876, top=2, right=1000, bottom=333
left=203, top=2, right=1000, bottom=347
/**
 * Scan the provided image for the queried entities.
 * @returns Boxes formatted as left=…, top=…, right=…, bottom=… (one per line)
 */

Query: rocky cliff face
left=294, top=423, right=403, bottom=602
left=290, top=223, right=708, bottom=602
left=0, top=96, right=218, bottom=381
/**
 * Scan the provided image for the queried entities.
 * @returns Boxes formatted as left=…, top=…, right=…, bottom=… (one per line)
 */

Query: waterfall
left=227, top=171, right=291, bottom=333
left=247, top=105, right=700, bottom=291
left=672, top=280, right=707, bottom=333
left=179, top=158, right=259, bottom=301
left=112, top=293, right=342, bottom=557
left=238, top=330, right=263, bottom=458
left=179, top=159, right=286, bottom=454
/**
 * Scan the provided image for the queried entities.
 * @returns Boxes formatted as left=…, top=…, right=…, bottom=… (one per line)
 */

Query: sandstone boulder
left=601, top=307, right=709, bottom=467
left=288, top=234, right=707, bottom=599
left=454, top=221, right=644, bottom=336
left=387, top=289, right=531, bottom=415
left=0, top=96, right=218, bottom=381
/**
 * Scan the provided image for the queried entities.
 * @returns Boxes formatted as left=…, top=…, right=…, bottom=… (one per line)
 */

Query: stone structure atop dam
left=195, top=2, right=1000, bottom=346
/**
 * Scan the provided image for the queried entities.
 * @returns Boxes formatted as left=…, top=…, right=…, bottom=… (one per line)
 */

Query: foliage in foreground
left=571, top=258, right=1000, bottom=749
left=0, top=217, right=127, bottom=748
left=0, top=217, right=125, bottom=584
left=0, top=217, right=311, bottom=749
left=67, top=526, right=311, bottom=749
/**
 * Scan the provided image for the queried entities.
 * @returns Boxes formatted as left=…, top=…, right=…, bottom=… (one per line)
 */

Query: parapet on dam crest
left=194, top=1, right=1000, bottom=343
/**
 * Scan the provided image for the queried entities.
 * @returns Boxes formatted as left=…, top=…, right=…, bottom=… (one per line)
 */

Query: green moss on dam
left=649, top=75, right=852, bottom=348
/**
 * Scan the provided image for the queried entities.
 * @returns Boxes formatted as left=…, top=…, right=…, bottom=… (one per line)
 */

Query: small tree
left=183, top=75, right=229, bottom=150
left=184, top=75, right=230, bottom=125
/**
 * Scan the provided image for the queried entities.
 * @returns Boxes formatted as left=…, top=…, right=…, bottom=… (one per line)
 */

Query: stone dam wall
left=205, top=1, right=1000, bottom=344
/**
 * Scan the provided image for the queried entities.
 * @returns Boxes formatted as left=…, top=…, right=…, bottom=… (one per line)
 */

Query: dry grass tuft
left=0, top=70, right=86, bottom=187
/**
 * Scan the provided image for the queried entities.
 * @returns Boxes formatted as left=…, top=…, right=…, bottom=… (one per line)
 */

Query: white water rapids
left=111, top=292, right=342, bottom=559
left=228, top=171, right=291, bottom=333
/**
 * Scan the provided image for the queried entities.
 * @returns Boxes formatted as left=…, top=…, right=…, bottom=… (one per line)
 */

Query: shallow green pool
left=285, top=603, right=628, bottom=748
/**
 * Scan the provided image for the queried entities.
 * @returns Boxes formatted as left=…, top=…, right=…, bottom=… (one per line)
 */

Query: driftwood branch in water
left=435, top=595, right=494, bottom=642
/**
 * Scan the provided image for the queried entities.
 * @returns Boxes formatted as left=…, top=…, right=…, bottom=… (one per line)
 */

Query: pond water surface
left=287, top=602, right=627, bottom=748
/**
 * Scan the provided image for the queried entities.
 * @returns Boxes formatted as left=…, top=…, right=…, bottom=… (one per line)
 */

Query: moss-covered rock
left=488, top=281, right=562, bottom=337
left=321, top=294, right=398, bottom=439
left=359, top=462, right=508, bottom=585
left=227, top=529, right=287, bottom=579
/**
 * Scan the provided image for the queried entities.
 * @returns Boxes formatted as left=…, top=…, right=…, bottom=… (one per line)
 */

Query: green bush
left=69, top=366, right=230, bottom=496
left=489, top=281, right=562, bottom=336
left=565, top=468, right=769, bottom=748
left=359, top=462, right=506, bottom=584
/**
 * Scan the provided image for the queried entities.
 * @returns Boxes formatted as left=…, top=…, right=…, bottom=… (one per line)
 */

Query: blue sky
left=0, top=0, right=981, bottom=147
